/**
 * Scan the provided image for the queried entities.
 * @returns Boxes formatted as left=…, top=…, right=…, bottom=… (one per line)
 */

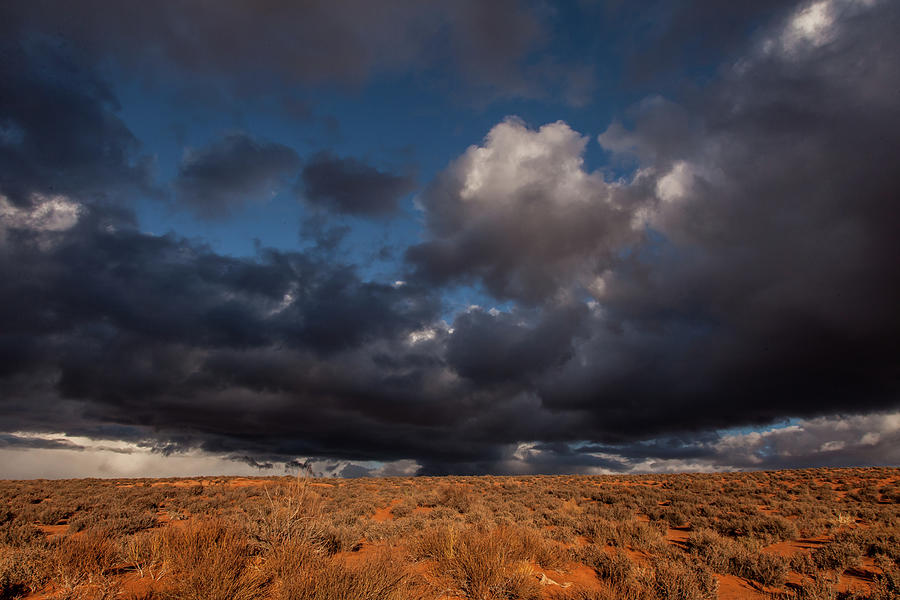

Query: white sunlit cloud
left=0, top=194, right=82, bottom=232
left=759, top=0, right=880, bottom=60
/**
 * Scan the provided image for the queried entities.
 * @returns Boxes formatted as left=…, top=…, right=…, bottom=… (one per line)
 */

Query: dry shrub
left=789, top=573, right=839, bottom=600
left=414, top=525, right=540, bottom=600
left=713, top=514, right=798, bottom=544
left=578, top=517, right=661, bottom=548
left=574, top=516, right=616, bottom=544
left=576, top=545, right=634, bottom=587
left=122, top=530, right=167, bottom=580
left=159, top=520, right=268, bottom=600
left=263, top=537, right=322, bottom=581
left=69, top=507, right=157, bottom=538
left=871, top=555, right=900, bottom=600
left=662, top=508, right=690, bottom=528
left=246, top=476, right=338, bottom=556
left=53, top=576, right=123, bottom=600
left=553, top=587, right=619, bottom=600
left=568, top=550, right=716, bottom=600
left=686, top=529, right=788, bottom=586
left=35, top=506, right=71, bottom=526
left=94, top=512, right=159, bottom=538
left=637, top=557, right=718, bottom=600
left=611, top=520, right=667, bottom=551
left=790, top=539, right=863, bottom=575
left=854, top=526, right=900, bottom=561
left=436, top=485, right=474, bottom=514
left=0, top=469, right=894, bottom=600
left=51, top=533, right=118, bottom=590
left=513, top=526, right=569, bottom=570
left=276, top=549, right=417, bottom=600
left=0, top=544, right=50, bottom=599
left=416, top=523, right=565, bottom=570
left=0, top=522, right=44, bottom=547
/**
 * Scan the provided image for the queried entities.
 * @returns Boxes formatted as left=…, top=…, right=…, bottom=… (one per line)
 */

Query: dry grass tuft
left=246, top=474, right=340, bottom=557
left=158, top=520, right=269, bottom=600
left=414, top=525, right=541, bottom=599
left=686, top=528, right=788, bottom=586
left=277, top=548, right=418, bottom=600
left=51, top=533, right=118, bottom=590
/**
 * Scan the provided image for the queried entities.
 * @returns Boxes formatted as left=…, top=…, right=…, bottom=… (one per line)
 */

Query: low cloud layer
left=0, top=0, right=898, bottom=476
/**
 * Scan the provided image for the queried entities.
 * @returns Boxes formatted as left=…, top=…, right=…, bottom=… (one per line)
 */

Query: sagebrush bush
left=159, top=520, right=269, bottom=600
left=244, top=477, right=340, bottom=558
left=639, top=557, right=719, bottom=600
left=414, top=525, right=541, bottom=599
left=51, top=533, right=118, bottom=590
left=791, top=539, right=863, bottom=575
left=686, top=528, right=788, bottom=586
left=277, top=549, right=415, bottom=600
left=577, top=545, right=634, bottom=586
left=122, top=530, right=167, bottom=580
left=0, top=544, right=50, bottom=599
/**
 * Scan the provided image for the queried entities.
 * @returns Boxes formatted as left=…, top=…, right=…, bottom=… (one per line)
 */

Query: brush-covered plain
left=1, top=468, right=898, bottom=600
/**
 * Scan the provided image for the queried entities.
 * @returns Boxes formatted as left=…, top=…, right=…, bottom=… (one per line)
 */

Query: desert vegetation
left=0, top=468, right=897, bottom=599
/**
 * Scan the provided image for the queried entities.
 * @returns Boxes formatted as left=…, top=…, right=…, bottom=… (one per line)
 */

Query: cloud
left=8, top=411, right=895, bottom=478
left=0, top=443, right=273, bottom=479
left=0, top=433, right=86, bottom=451
left=582, top=411, right=900, bottom=472
left=445, top=304, right=589, bottom=385
left=0, top=199, right=474, bottom=470
left=0, top=0, right=898, bottom=476
left=299, top=152, right=415, bottom=217
left=598, top=0, right=793, bottom=87
left=174, top=133, right=300, bottom=219
left=2, top=0, right=553, bottom=105
left=0, top=40, right=156, bottom=207
left=407, top=117, right=650, bottom=303
left=409, top=0, right=900, bottom=444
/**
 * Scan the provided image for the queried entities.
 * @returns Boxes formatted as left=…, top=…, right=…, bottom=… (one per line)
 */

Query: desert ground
left=0, top=468, right=897, bottom=600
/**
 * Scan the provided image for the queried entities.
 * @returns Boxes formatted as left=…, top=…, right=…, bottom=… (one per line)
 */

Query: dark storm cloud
left=0, top=434, right=83, bottom=451
left=407, top=0, right=900, bottom=445
left=0, top=40, right=155, bottom=207
left=446, top=304, right=589, bottom=385
left=2, top=0, right=899, bottom=476
left=233, top=456, right=275, bottom=470
left=174, top=133, right=300, bottom=219
left=299, top=152, right=415, bottom=217
left=0, top=433, right=137, bottom=455
left=1, top=0, right=551, bottom=105
left=600, top=0, right=792, bottom=86
left=0, top=200, right=479, bottom=467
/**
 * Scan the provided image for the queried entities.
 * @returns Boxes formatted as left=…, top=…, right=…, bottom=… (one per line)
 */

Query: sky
left=1, top=0, right=899, bottom=478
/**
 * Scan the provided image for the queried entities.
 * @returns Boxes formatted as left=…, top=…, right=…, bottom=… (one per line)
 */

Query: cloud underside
left=0, top=0, right=899, bottom=475
left=1, top=0, right=564, bottom=105
left=299, top=152, right=415, bottom=217
left=174, top=133, right=300, bottom=220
